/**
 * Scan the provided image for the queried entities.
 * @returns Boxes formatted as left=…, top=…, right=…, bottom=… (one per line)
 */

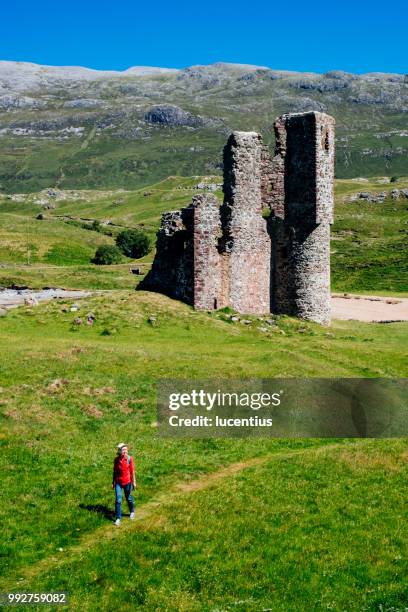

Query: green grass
left=1, top=175, right=407, bottom=294
left=0, top=174, right=407, bottom=609
left=0, top=175, right=218, bottom=230
left=332, top=178, right=408, bottom=293
left=0, top=291, right=407, bottom=609
left=0, top=212, right=112, bottom=265
left=0, top=176, right=221, bottom=289
left=22, top=441, right=407, bottom=611
left=0, top=264, right=146, bottom=291
left=0, top=127, right=225, bottom=194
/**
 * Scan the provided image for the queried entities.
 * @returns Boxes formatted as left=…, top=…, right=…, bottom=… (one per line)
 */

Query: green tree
left=116, top=229, right=151, bottom=259
left=91, top=220, right=102, bottom=232
left=92, top=244, right=122, bottom=265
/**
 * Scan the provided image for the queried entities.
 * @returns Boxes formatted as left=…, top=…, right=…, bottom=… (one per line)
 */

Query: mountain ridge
left=1, top=59, right=406, bottom=80
left=0, top=60, right=407, bottom=192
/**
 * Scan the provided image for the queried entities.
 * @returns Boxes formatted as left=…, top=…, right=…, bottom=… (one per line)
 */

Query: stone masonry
left=140, top=111, right=335, bottom=324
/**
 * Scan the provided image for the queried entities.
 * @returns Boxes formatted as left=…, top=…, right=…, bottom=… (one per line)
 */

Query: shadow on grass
left=79, top=503, right=117, bottom=520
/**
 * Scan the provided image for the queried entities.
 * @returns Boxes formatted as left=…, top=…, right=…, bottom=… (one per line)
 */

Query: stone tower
left=218, top=131, right=271, bottom=313
left=270, top=112, right=335, bottom=325
left=140, top=111, right=335, bottom=325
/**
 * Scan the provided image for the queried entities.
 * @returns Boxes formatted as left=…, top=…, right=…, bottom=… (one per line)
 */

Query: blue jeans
left=115, top=482, right=134, bottom=519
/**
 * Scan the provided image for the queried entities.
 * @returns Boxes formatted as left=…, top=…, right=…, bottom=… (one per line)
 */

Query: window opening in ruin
left=321, top=127, right=330, bottom=153
left=214, top=298, right=218, bottom=310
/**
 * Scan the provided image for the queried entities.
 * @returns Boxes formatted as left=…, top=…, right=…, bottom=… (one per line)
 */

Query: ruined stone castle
left=141, top=111, right=335, bottom=324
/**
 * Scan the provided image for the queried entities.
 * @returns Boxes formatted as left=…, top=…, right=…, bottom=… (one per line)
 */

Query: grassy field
left=0, top=291, right=407, bottom=609
left=0, top=175, right=407, bottom=295
left=331, top=178, right=408, bottom=294
left=1, top=173, right=407, bottom=610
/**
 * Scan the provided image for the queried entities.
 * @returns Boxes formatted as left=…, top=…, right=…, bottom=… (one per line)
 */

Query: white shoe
left=130, top=512, right=135, bottom=520
left=114, top=518, right=121, bottom=526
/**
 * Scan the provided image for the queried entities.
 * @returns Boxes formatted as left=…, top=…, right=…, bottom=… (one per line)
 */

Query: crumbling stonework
left=219, top=131, right=271, bottom=313
left=270, top=112, right=335, bottom=324
left=140, top=111, right=335, bottom=324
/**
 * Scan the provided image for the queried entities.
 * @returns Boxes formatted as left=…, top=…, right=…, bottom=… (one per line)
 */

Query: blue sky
left=1, top=0, right=407, bottom=74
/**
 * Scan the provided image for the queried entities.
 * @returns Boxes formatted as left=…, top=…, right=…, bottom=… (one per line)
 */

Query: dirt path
left=331, top=294, right=408, bottom=322
left=0, top=288, right=93, bottom=310
left=8, top=441, right=361, bottom=586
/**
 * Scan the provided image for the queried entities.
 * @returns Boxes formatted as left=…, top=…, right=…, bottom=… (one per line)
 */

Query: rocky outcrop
left=323, top=70, right=356, bottom=80
left=347, top=190, right=408, bottom=203
left=238, top=69, right=281, bottom=82
left=63, top=99, right=103, bottom=108
left=0, top=94, right=46, bottom=110
left=391, top=189, right=408, bottom=199
left=290, top=79, right=349, bottom=93
left=176, top=66, right=222, bottom=89
left=144, top=105, right=204, bottom=128
left=291, top=97, right=327, bottom=113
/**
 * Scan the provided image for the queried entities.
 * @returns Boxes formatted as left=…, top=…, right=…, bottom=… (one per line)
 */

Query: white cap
left=117, top=442, right=127, bottom=450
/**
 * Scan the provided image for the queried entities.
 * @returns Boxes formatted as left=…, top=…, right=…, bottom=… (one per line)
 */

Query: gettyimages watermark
left=157, top=379, right=408, bottom=438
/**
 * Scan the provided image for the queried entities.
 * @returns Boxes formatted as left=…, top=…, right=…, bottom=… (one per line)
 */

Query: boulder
left=144, top=105, right=204, bottom=128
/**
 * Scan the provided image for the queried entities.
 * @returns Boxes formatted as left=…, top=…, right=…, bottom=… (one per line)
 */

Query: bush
left=390, top=176, right=399, bottom=183
left=116, top=229, right=151, bottom=259
left=92, top=244, right=122, bottom=265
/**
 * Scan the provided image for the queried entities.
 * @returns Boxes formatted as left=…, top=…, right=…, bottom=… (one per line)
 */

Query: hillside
left=0, top=175, right=407, bottom=295
left=0, top=290, right=407, bottom=609
left=0, top=61, right=407, bottom=193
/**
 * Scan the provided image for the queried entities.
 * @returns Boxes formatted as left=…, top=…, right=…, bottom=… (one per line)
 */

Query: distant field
left=332, top=177, right=408, bottom=294
left=0, top=175, right=407, bottom=294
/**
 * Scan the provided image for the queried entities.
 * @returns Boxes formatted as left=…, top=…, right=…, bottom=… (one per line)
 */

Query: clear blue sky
left=1, top=0, right=407, bottom=74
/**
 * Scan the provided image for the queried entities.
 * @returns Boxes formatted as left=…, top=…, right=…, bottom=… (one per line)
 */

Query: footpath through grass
left=0, top=291, right=407, bottom=609
left=16, top=441, right=408, bottom=611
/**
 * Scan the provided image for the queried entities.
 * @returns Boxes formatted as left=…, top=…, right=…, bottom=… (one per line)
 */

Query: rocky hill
left=0, top=61, right=407, bottom=192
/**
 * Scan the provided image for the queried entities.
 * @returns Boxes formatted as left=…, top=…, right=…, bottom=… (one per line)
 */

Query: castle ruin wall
left=220, top=132, right=271, bottom=314
left=270, top=112, right=335, bottom=325
left=141, top=111, right=335, bottom=325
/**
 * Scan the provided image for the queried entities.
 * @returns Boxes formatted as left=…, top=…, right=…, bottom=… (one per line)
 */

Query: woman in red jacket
left=112, top=443, right=136, bottom=526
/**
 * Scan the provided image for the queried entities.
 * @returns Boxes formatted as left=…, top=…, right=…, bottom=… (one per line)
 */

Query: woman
left=112, top=443, right=136, bottom=526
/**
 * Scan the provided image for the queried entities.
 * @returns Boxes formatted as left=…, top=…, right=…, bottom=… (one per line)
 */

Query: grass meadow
left=0, top=175, right=407, bottom=610
left=0, top=291, right=407, bottom=610
left=0, top=175, right=407, bottom=294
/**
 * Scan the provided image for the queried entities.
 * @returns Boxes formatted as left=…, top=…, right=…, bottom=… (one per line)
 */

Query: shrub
left=92, top=244, right=122, bottom=265
left=390, top=176, right=399, bottom=183
left=116, top=229, right=151, bottom=259
left=80, top=220, right=102, bottom=232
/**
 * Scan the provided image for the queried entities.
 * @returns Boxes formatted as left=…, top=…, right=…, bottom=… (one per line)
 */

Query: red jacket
left=113, top=455, right=134, bottom=486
